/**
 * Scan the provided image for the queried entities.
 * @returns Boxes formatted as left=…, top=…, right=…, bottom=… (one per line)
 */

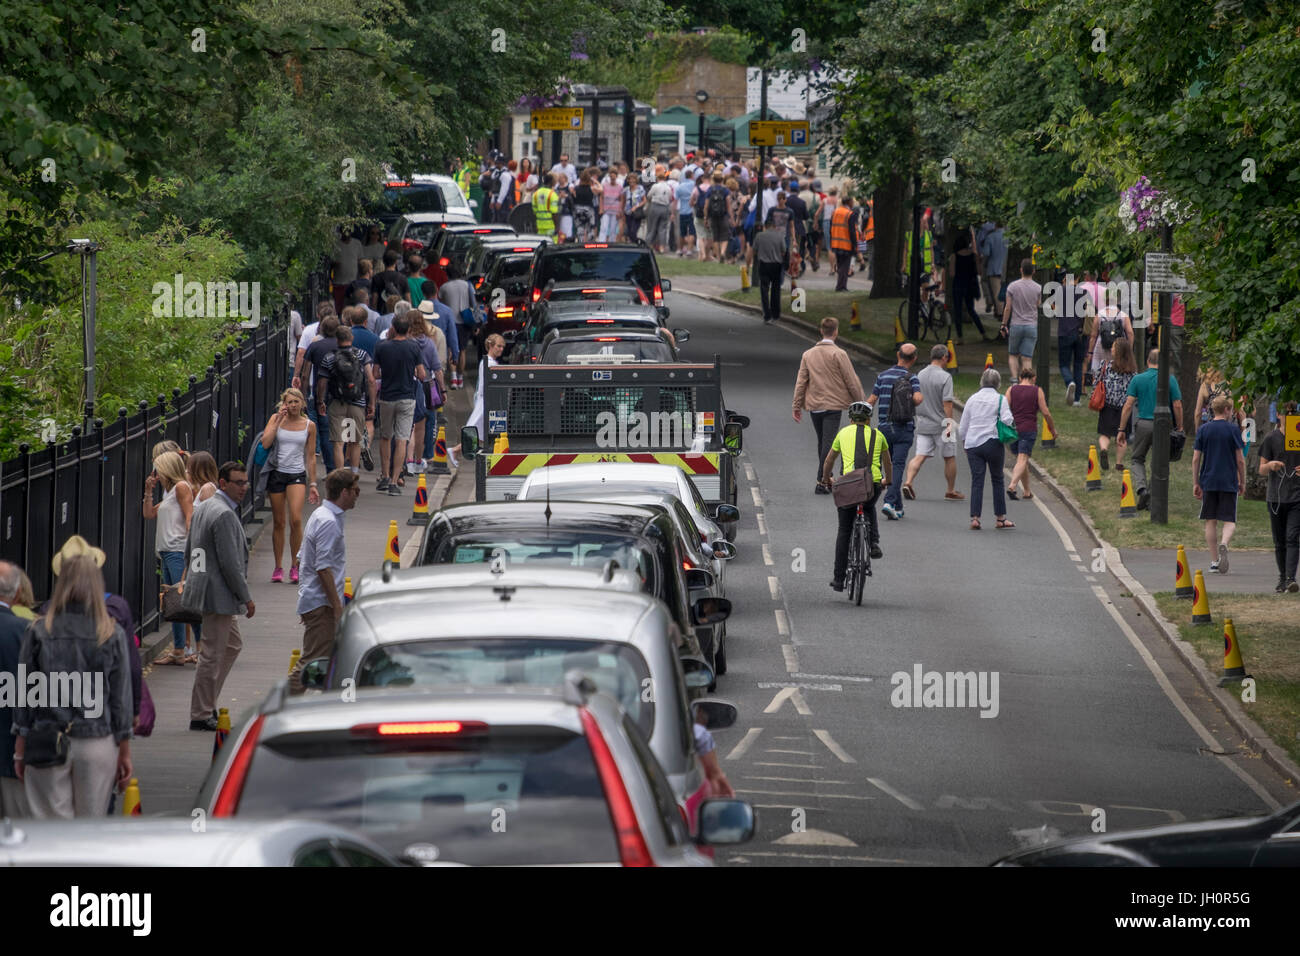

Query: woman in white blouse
left=958, top=367, right=1017, bottom=530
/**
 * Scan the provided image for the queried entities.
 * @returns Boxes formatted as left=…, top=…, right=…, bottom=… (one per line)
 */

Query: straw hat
left=52, top=535, right=107, bottom=576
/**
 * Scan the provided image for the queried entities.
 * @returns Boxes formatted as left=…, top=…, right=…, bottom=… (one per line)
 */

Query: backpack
left=707, top=186, right=729, bottom=219
left=693, top=186, right=708, bottom=218
left=1098, top=313, right=1123, bottom=349
left=479, top=167, right=500, bottom=195
left=330, top=347, right=366, bottom=403
left=887, top=371, right=916, bottom=425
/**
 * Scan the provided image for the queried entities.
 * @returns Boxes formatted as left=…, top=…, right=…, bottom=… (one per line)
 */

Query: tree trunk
left=869, top=173, right=906, bottom=299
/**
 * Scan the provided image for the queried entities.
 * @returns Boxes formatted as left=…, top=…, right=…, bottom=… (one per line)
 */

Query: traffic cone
left=1219, top=617, right=1250, bottom=685
left=1039, top=414, right=1056, bottom=449
left=408, top=473, right=430, bottom=525
left=343, top=576, right=353, bottom=604
left=1174, top=545, right=1194, bottom=598
left=1191, top=570, right=1212, bottom=624
left=850, top=301, right=861, bottom=330
left=385, top=519, right=401, bottom=568
left=429, top=419, right=450, bottom=475
left=739, top=263, right=750, bottom=290
left=212, top=708, right=230, bottom=761
left=894, top=314, right=905, bottom=344
left=1085, top=444, right=1102, bottom=490
left=984, top=352, right=994, bottom=371
left=945, top=339, right=958, bottom=373
left=1119, top=468, right=1137, bottom=517
left=122, top=777, right=141, bottom=816
left=287, top=648, right=301, bottom=677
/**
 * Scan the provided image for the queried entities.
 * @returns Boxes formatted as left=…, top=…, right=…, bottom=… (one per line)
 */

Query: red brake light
left=532, top=288, right=541, bottom=302
left=585, top=318, right=615, bottom=324
left=580, top=288, right=607, bottom=294
left=475, top=277, right=485, bottom=289
left=594, top=336, right=619, bottom=342
left=512, top=247, right=533, bottom=252
left=439, top=257, right=449, bottom=267
left=351, top=720, right=486, bottom=737
left=580, top=707, right=653, bottom=867
left=584, top=243, right=608, bottom=248
left=494, top=308, right=514, bottom=319
left=212, top=714, right=266, bottom=817
left=473, top=228, right=492, bottom=233
left=653, top=284, right=663, bottom=304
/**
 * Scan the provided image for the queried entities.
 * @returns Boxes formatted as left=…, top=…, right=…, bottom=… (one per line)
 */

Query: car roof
left=549, top=279, right=644, bottom=292
left=353, top=561, right=644, bottom=599
left=430, top=500, right=665, bottom=537
left=399, top=211, right=475, bottom=223
left=525, top=491, right=698, bottom=539
left=442, top=223, right=515, bottom=235
left=540, top=242, right=649, bottom=254
left=479, top=235, right=548, bottom=247
left=542, top=303, right=661, bottom=321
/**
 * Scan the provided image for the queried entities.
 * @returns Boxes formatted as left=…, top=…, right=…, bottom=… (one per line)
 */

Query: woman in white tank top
left=143, top=450, right=197, bottom=664
left=260, top=387, right=319, bottom=584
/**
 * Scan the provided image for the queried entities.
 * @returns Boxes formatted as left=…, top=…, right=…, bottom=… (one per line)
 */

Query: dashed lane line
left=866, top=777, right=926, bottom=810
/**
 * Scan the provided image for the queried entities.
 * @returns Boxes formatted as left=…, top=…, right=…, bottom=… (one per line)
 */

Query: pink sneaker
left=290, top=566, right=300, bottom=584
left=271, top=567, right=284, bottom=583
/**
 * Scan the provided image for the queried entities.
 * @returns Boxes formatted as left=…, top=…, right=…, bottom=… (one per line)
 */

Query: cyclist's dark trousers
left=811, top=411, right=842, bottom=483
left=951, top=275, right=985, bottom=339
left=833, top=489, right=881, bottom=583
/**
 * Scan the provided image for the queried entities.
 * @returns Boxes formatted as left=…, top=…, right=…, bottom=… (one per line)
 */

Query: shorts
left=679, top=214, right=695, bottom=237
left=328, top=400, right=366, bottom=443
left=1096, top=404, right=1124, bottom=439
left=1199, top=490, right=1238, bottom=523
left=1012, top=431, right=1037, bottom=456
left=693, top=216, right=709, bottom=241
left=913, top=431, right=956, bottom=458
left=267, top=469, right=307, bottom=494
left=377, top=398, right=416, bottom=440
left=710, top=217, right=731, bottom=244
left=1007, top=324, right=1038, bottom=358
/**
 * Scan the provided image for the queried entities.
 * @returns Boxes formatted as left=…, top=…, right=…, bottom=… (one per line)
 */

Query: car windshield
left=543, top=341, right=673, bottom=364
left=378, top=185, right=447, bottom=216
left=357, top=639, right=654, bottom=739
left=238, top=728, right=619, bottom=865
left=537, top=251, right=655, bottom=292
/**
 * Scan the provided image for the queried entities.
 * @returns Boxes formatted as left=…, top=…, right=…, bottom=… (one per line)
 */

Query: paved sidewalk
left=1120, top=547, right=1285, bottom=596
left=131, top=386, right=472, bottom=815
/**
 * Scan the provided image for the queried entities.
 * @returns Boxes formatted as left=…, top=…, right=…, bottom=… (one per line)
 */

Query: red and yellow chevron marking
left=488, top=452, right=720, bottom=477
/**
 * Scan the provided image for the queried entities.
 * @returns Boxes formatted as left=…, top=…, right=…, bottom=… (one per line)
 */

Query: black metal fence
left=0, top=284, right=317, bottom=638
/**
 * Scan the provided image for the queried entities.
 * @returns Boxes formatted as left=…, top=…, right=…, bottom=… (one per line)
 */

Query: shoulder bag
left=22, top=624, right=74, bottom=767
left=161, top=582, right=203, bottom=625
left=1088, top=363, right=1109, bottom=411
left=832, top=424, right=878, bottom=507
left=996, top=396, right=1019, bottom=443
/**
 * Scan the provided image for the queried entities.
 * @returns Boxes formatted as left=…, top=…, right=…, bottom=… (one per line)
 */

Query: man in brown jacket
left=793, top=316, right=868, bottom=494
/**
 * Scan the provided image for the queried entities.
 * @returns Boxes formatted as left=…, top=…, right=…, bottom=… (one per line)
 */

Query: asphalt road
left=664, top=289, right=1295, bottom=867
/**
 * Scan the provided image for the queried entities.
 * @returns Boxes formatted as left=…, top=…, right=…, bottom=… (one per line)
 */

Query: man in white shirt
left=549, top=153, right=577, bottom=189
left=761, top=178, right=780, bottom=223
left=331, top=229, right=363, bottom=313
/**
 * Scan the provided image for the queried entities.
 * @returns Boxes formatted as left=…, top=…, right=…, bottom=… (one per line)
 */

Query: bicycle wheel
left=927, top=300, right=951, bottom=342
left=844, top=522, right=861, bottom=602
left=851, top=518, right=867, bottom=606
left=897, top=299, right=913, bottom=340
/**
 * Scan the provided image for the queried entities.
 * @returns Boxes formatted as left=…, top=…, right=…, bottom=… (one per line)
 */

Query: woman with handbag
left=13, top=554, right=133, bottom=818
left=1094, top=337, right=1138, bottom=472
left=958, top=368, right=1018, bottom=529
left=142, top=450, right=199, bottom=665
left=1005, top=366, right=1057, bottom=501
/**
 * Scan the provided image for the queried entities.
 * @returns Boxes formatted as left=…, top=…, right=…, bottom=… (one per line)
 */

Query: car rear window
left=542, top=340, right=673, bottom=364
left=379, top=184, right=447, bottom=216
left=238, top=728, right=619, bottom=865
left=537, top=251, right=656, bottom=293
left=432, top=533, right=656, bottom=584
left=491, top=256, right=534, bottom=281
left=357, top=639, right=654, bottom=739
left=438, top=182, right=468, bottom=209
left=534, top=480, right=679, bottom=500
left=550, top=287, right=647, bottom=306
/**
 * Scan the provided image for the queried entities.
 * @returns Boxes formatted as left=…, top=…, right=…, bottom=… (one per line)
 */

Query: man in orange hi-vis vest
left=830, top=194, right=855, bottom=292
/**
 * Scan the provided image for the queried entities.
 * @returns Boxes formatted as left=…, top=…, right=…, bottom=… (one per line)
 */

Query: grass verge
left=657, top=258, right=742, bottom=278
left=1153, top=591, right=1300, bottom=768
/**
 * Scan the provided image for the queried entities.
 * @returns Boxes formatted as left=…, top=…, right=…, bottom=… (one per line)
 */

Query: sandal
left=1021, top=492, right=1034, bottom=500
left=944, top=491, right=966, bottom=500
left=1007, top=489, right=1019, bottom=500
left=996, top=519, right=1016, bottom=529
left=154, top=648, right=185, bottom=666
left=902, top=484, right=916, bottom=500
left=184, top=652, right=199, bottom=664
left=970, top=518, right=981, bottom=530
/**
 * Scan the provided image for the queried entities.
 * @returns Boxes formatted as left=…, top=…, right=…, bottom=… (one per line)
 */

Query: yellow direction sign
left=748, top=120, right=811, bottom=147
left=531, top=107, right=584, bottom=131
left=1284, top=415, right=1300, bottom=452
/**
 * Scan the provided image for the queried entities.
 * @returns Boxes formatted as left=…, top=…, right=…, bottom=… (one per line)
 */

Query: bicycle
left=897, top=280, right=951, bottom=343
left=844, top=501, right=873, bottom=605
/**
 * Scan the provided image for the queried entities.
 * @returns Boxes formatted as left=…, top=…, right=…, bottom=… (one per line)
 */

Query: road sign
left=531, top=107, right=584, bottom=131
left=1144, top=252, right=1196, bottom=293
left=748, top=120, right=811, bottom=148
left=1284, top=415, right=1300, bottom=452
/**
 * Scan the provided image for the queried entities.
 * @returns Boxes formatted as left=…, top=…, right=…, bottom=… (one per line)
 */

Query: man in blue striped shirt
left=867, top=344, right=923, bottom=519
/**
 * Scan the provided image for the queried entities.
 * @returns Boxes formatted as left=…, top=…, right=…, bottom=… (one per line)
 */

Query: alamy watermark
left=0, top=667, right=105, bottom=718
left=890, top=663, right=999, bottom=718
left=595, top=410, right=712, bottom=449
left=1039, top=276, right=1154, bottom=327
left=151, top=273, right=261, bottom=325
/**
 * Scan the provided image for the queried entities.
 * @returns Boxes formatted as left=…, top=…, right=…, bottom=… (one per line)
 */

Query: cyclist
left=821, top=401, right=891, bottom=591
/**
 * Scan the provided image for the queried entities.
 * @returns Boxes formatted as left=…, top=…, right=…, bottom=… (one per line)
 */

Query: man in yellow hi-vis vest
left=904, top=212, right=934, bottom=281
left=532, top=173, right=559, bottom=236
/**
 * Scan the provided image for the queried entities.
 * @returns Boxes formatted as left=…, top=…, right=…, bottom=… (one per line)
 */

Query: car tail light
left=585, top=318, right=615, bottom=324
left=352, top=720, right=487, bottom=737
left=531, top=288, right=541, bottom=302
left=584, top=243, right=608, bottom=248
left=494, top=307, right=514, bottom=319
left=580, top=708, right=653, bottom=867
left=439, top=257, right=450, bottom=267
left=653, top=284, right=663, bottom=305
left=580, top=288, right=606, bottom=294
left=512, top=247, right=533, bottom=252
left=402, top=238, right=423, bottom=251
left=475, top=277, right=485, bottom=289
left=211, top=714, right=266, bottom=817
left=594, top=336, right=618, bottom=342
left=473, top=228, right=493, bottom=234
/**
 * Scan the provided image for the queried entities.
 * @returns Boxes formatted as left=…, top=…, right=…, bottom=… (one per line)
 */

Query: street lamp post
left=1150, top=222, right=1174, bottom=524
left=34, top=239, right=100, bottom=433
left=695, top=89, right=708, bottom=155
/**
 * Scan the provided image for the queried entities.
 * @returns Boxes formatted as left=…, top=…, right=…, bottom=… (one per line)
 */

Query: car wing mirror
left=691, top=698, right=737, bottom=730
left=672, top=328, right=690, bottom=343
left=713, top=504, right=740, bottom=524
left=660, top=278, right=672, bottom=293
left=460, top=427, right=480, bottom=458
left=685, top=567, right=715, bottom=591
left=696, top=799, right=755, bottom=846
left=301, top=658, right=330, bottom=690
left=711, top=540, right=737, bottom=561
left=680, top=655, right=715, bottom=690
left=691, top=595, right=731, bottom=626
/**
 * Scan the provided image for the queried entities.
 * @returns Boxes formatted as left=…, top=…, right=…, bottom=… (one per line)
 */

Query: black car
left=477, top=252, right=537, bottom=336
left=426, top=223, right=516, bottom=278
left=537, top=327, right=682, bottom=365
left=512, top=303, right=668, bottom=364
left=417, top=501, right=729, bottom=669
left=465, top=235, right=551, bottom=289
left=527, top=242, right=672, bottom=320
left=993, top=799, right=1300, bottom=866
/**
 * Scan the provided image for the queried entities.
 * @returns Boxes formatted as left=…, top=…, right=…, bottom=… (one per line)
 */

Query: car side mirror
left=660, top=278, right=672, bottom=293
left=711, top=540, right=737, bottom=561
left=672, top=328, right=690, bottom=343
left=692, top=698, right=737, bottom=730
left=685, top=567, right=715, bottom=591
left=460, top=427, right=479, bottom=458
left=680, top=656, right=715, bottom=690
left=691, top=595, right=731, bottom=626
left=713, top=504, right=740, bottom=524
left=723, top=421, right=744, bottom=453
left=468, top=199, right=478, bottom=210
left=726, top=411, right=751, bottom=430
left=301, top=658, right=329, bottom=690
left=695, top=799, right=755, bottom=846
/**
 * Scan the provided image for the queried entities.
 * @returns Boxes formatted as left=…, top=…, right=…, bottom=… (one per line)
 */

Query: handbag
left=424, top=377, right=444, bottom=410
left=161, top=582, right=203, bottom=625
left=1169, top=428, right=1187, bottom=462
left=24, top=722, right=73, bottom=768
left=253, top=439, right=270, bottom=467
left=996, top=396, right=1019, bottom=443
left=136, top=679, right=156, bottom=737
left=831, top=425, right=877, bottom=507
left=1089, top=364, right=1108, bottom=412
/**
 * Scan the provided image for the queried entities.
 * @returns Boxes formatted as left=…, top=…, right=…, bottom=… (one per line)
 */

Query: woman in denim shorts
left=1005, top=366, right=1056, bottom=500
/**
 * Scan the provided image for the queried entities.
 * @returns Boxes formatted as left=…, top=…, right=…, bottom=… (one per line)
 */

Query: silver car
left=518, top=462, right=741, bottom=544
left=0, top=818, right=400, bottom=866
left=304, top=571, right=729, bottom=812
left=198, top=679, right=755, bottom=866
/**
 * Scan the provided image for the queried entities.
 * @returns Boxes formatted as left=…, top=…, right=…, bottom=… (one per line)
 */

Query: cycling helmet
left=848, top=401, right=872, bottom=423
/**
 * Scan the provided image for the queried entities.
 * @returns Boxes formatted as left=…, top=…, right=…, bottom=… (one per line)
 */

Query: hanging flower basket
left=1118, top=176, right=1183, bottom=234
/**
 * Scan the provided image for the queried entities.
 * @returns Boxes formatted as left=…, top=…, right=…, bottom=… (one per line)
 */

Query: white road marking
left=1085, top=575, right=1097, bottom=582
left=768, top=575, right=781, bottom=600
left=758, top=682, right=841, bottom=692
left=754, top=762, right=821, bottom=769
left=756, top=512, right=768, bottom=535
left=725, top=728, right=762, bottom=760
left=813, top=729, right=856, bottom=763
left=775, top=609, right=790, bottom=637
left=1031, top=494, right=1079, bottom=552
left=1070, top=553, right=1082, bottom=561
left=751, top=487, right=763, bottom=508
left=773, top=829, right=858, bottom=846
left=763, top=543, right=774, bottom=566
left=744, top=776, right=851, bottom=785
left=1089, top=583, right=1281, bottom=810
left=738, top=851, right=922, bottom=865
left=744, top=462, right=756, bottom=481
left=1076, top=564, right=1089, bottom=572
left=866, top=777, right=926, bottom=810
left=736, top=789, right=874, bottom=801
left=794, top=672, right=874, bottom=683
left=781, top=644, right=799, bottom=674
left=764, top=749, right=815, bottom=756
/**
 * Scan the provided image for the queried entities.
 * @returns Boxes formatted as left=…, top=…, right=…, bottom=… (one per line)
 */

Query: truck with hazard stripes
left=464, top=356, right=747, bottom=508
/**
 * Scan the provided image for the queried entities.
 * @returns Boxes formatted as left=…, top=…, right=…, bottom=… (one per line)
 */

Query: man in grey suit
left=182, top=461, right=255, bottom=731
